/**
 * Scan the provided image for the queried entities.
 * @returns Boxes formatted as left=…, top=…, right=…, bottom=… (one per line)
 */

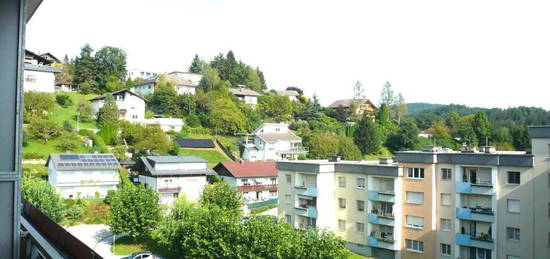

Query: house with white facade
left=277, top=90, right=300, bottom=102
left=229, top=85, right=261, bottom=105
left=214, top=161, right=278, bottom=203
left=131, top=73, right=201, bottom=96
left=140, top=117, right=184, bottom=132
left=46, top=154, right=121, bottom=199
left=242, top=123, right=307, bottom=161
left=23, top=63, right=61, bottom=93
left=135, top=156, right=216, bottom=205
left=127, top=68, right=159, bottom=80
left=89, top=89, right=147, bottom=122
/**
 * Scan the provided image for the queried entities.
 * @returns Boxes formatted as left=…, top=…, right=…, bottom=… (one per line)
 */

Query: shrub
left=23, top=152, right=45, bottom=160
left=55, top=132, right=81, bottom=152
left=185, top=114, right=201, bottom=127
left=28, top=120, right=61, bottom=142
left=91, top=134, right=108, bottom=153
left=78, top=129, right=94, bottom=137
left=63, top=120, right=74, bottom=132
left=56, top=93, right=73, bottom=108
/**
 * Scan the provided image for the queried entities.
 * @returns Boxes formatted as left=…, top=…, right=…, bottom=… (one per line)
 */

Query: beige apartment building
left=277, top=126, right=550, bottom=259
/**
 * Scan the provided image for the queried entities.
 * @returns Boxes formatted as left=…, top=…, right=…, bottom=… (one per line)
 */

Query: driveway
left=66, top=224, right=125, bottom=259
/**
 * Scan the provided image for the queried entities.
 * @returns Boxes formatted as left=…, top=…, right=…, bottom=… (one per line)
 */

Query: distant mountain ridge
left=406, top=102, right=446, bottom=115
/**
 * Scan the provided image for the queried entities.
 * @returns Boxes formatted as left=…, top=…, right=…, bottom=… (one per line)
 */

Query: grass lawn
left=185, top=132, right=241, bottom=159
left=178, top=148, right=230, bottom=167
left=23, top=138, right=90, bottom=158
left=365, top=146, right=394, bottom=160
left=22, top=163, right=48, bottom=179
left=51, top=91, right=98, bottom=130
left=348, top=252, right=375, bottom=259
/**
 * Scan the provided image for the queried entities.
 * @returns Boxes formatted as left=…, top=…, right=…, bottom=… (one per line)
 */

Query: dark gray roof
left=88, top=88, right=148, bottom=102
left=175, top=138, right=215, bottom=148
left=229, top=87, right=261, bottom=97
left=46, top=153, right=121, bottom=171
left=24, top=63, right=61, bottom=73
left=138, top=156, right=215, bottom=177
left=528, top=126, right=550, bottom=138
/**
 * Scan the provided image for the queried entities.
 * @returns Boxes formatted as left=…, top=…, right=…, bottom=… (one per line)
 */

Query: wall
left=277, top=169, right=295, bottom=225
left=334, top=172, right=368, bottom=245
left=154, top=162, right=206, bottom=171
left=132, top=83, right=154, bottom=96
left=48, top=165, right=120, bottom=198
left=23, top=70, right=55, bottom=93
left=156, top=175, right=207, bottom=203
left=177, top=85, right=196, bottom=95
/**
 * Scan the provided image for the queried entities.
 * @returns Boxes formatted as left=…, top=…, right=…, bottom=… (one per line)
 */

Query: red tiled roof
left=220, top=161, right=277, bottom=178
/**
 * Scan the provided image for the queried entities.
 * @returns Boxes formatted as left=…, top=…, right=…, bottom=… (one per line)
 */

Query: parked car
left=129, top=251, right=155, bottom=259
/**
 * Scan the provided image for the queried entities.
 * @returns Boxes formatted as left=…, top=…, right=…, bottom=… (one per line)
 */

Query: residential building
left=127, top=68, right=159, bottom=80
left=135, top=156, right=216, bottom=205
left=23, top=63, right=61, bottom=93
left=277, top=89, right=300, bottom=101
left=140, top=117, right=184, bottom=132
left=229, top=85, right=261, bottom=105
left=328, top=98, right=377, bottom=119
left=39, top=52, right=61, bottom=64
left=242, top=123, right=307, bottom=161
left=214, top=161, right=278, bottom=203
left=46, top=153, right=121, bottom=199
left=89, top=88, right=147, bottom=122
left=277, top=158, right=404, bottom=259
left=131, top=73, right=201, bottom=96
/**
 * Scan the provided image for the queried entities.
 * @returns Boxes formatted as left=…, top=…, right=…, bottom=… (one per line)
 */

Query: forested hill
left=406, top=103, right=445, bottom=115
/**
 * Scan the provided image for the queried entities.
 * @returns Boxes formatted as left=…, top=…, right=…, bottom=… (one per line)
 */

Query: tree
left=77, top=100, right=92, bottom=121
left=22, top=178, right=65, bottom=223
left=431, top=120, right=451, bottom=140
left=338, top=137, right=363, bottom=160
left=353, top=80, right=365, bottom=99
left=177, top=93, right=197, bottom=116
left=386, top=119, right=420, bottom=151
left=377, top=103, right=390, bottom=125
left=259, top=95, right=293, bottom=122
left=188, top=54, right=205, bottom=73
left=199, top=181, right=243, bottom=215
left=394, top=92, right=407, bottom=123
left=96, top=94, right=119, bottom=128
left=73, top=44, right=96, bottom=87
left=54, top=55, right=74, bottom=86
left=55, top=93, right=73, bottom=108
left=94, top=46, right=127, bottom=92
left=256, top=67, right=267, bottom=89
left=28, top=120, right=61, bottom=142
left=353, top=117, right=382, bottom=154
left=133, top=124, right=172, bottom=155
left=472, top=111, right=490, bottom=145
left=56, top=132, right=81, bottom=152
left=108, top=184, right=162, bottom=240
left=244, top=66, right=262, bottom=92
left=150, top=76, right=178, bottom=116
left=209, top=98, right=246, bottom=134
left=379, top=81, right=394, bottom=105
left=24, top=92, right=55, bottom=123
left=197, top=67, right=221, bottom=92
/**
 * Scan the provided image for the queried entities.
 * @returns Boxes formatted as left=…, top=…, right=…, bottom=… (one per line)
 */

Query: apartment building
left=277, top=158, right=404, bottom=259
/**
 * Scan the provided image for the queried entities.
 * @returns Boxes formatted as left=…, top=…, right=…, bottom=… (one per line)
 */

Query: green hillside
left=52, top=91, right=98, bottom=130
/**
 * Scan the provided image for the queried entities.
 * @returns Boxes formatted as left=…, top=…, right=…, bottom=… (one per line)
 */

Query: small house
left=214, top=161, right=278, bottom=203
left=242, top=123, right=307, bottom=161
left=89, top=89, right=147, bottom=122
left=229, top=85, right=261, bottom=105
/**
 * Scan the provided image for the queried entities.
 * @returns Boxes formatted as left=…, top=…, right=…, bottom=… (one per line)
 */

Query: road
left=66, top=224, right=125, bottom=259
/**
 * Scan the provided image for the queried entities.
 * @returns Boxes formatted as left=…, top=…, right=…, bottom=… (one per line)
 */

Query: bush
left=23, top=152, right=46, bottom=160
left=64, top=200, right=85, bottom=223
left=28, top=120, right=62, bottom=142
left=56, top=93, right=73, bottom=108
left=78, top=129, right=94, bottom=137
left=91, top=134, right=108, bottom=153
left=185, top=114, right=201, bottom=127
left=55, top=132, right=81, bottom=152
left=63, top=120, right=74, bottom=132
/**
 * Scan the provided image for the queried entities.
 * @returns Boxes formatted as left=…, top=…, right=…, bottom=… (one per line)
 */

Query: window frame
left=406, top=191, right=424, bottom=205
left=338, top=219, right=346, bottom=230
left=440, top=243, right=451, bottom=256
left=441, top=168, right=452, bottom=181
left=507, top=199, right=520, bottom=213
left=338, top=176, right=346, bottom=188
left=338, top=198, right=346, bottom=209
left=407, top=167, right=425, bottom=180
left=356, top=177, right=365, bottom=189
left=405, top=239, right=424, bottom=253
left=285, top=174, right=291, bottom=184
left=440, top=218, right=451, bottom=232
left=356, top=222, right=365, bottom=233
left=405, top=215, right=424, bottom=229
left=356, top=200, right=365, bottom=212
left=507, top=227, right=520, bottom=241
left=507, top=171, right=520, bottom=185
left=441, top=193, right=452, bottom=206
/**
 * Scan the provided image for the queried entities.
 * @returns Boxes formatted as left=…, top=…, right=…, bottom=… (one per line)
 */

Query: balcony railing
left=456, top=233, right=494, bottom=250
left=456, top=182, right=494, bottom=195
left=237, top=184, right=277, bottom=192
left=294, top=206, right=318, bottom=218
left=368, top=191, right=395, bottom=203
left=158, top=187, right=182, bottom=193
left=294, top=185, right=318, bottom=197
left=456, top=207, right=495, bottom=222
left=368, top=213, right=395, bottom=226
left=277, top=147, right=309, bottom=155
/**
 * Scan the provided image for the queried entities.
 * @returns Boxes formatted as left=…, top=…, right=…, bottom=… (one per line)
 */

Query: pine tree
left=353, top=117, right=382, bottom=155
left=353, top=80, right=365, bottom=99
left=96, top=94, right=119, bottom=129
left=256, top=67, right=267, bottom=89
left=188, top=54, right=202, bottom=73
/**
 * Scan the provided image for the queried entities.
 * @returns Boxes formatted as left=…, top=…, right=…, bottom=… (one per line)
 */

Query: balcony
left=368, top=191, right=395, bottom=203
left=456, top=181, right=493, bottom=195
left=158, top=187, right=182, bottom=193
left=456, top=207, right=495, bottom=222
left=237, top=184, right=277, bottom=192
left=455, top=233, right=494, bottom=250
left=294, top=206, right=318, bottom=218
left=368, top=213, right=395, bottom=226
left=367, top=235, right=396, bottom=250
left=277, top=146, right=309, bottom=155
left=294, top=185, right=318, bottom=197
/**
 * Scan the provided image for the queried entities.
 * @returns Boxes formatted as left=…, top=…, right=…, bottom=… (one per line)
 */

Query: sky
left=26, top=0, right=550, bottom=109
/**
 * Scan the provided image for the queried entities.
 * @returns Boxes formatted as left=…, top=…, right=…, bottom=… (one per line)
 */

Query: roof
left=168, top=71, right=202, bottom=76
left=132, top=74, right=198, bottom=88
left=88, top=88, right=148, bottom=102
left=24, top=63, right=61, bottom=73
left=46, top=153, right=121, bottom=171
left=40, top=53, right=61, bottom=63
left=277, top=90, right=300, bottom=96
left=528, top=126, right=550, bottom=138
left=214, top=161, right=277, bottom=178
left=175, top=138, right=215, bottom=148
left=328, top=98, right=377, bottom=109
left=257, top=132, right=301, bottom=143
left=229, top=87, right=261, bottom=97
left=138, top=156, right=216, bottom=177
left=132, top=77, right=157, bottom=87
left=25, top=49, right=52, bottom=65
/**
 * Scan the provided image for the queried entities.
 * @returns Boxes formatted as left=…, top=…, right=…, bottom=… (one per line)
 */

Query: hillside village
left=20, top=45, right=550, bottom=259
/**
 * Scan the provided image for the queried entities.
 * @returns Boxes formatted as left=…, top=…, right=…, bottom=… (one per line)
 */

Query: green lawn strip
left=177, top=148, right=230, bottom=167
left=364, top=146, right=393, bottom=160
left=22, top=163, right=48, bottom=179
left=23, top=138, right=90, bottom=158
left=250, top=204, right=277, bottom=215
left=348, top=252, right=375, bottom=259
left=185, top=133, right=241, bottom=158
left=52, top=91, right=97, bottom=130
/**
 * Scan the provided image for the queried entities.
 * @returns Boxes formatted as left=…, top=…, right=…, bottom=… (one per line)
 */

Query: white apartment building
left=136, top=156, right=216, bottom=205
left=277, top=158, right=404, bottom=259
left=46, top=154, right=121, bottom=198
left=242, top=123, right=307, bottom=161
left=89, top=89, right=147, bottom=123
left=214, top=161, right=278, bottom=203
left=23, top=63, right=61, bottom=93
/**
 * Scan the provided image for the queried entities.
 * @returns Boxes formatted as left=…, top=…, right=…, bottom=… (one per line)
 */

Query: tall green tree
left=353, top=117, right=382, bottom=154
left=472, top=111, right=490, bottom=145
left=54, top=55, right=74, bottom=86
left=244, top=66, right=262, bottom=92
left=150, top=76, right=178, bottom=116
left=377, top=103, right=390, bottom=125
left=209, top=98, right=246, bottom=134
left=199, top=181, right=243, bottom=215
left=198, top=67, right=221, bottom=92
left=386, top=119, right=420, bottom=151
left=395, top=92, right=407, bottom=123
left=188, top=54, right=204, bottom=73
left=73, top=44, right=96, bottom=88
left=108, top=184, right=162, bottom=240
left=259, top=95, right=293, bottom=122
left=256, top=67, right=267, bottom=89
left=94, top=46, right=127, bottom=92
left=353, top=80, right=365, bottom=99
left=379, top=81, right=394, bottom=105
left=96, top=94, right=119, bottom=129
left=22, top=178, right=65, bottom=223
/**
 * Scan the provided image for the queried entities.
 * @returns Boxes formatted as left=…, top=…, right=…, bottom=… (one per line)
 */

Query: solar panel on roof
left=60, top=154, right=79, bottom=160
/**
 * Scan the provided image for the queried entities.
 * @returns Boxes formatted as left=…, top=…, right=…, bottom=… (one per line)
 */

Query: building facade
left=135, top=156, right=216, bottom=205
left=242, top=123, right=307, bottom=161
left=277, top=159, right=404, bottom=259
left=131, top=72, right=201, bottom=96
left=229, top=85, right=261, bottom=105
left=46, top=154, right=121, bottom=199
left=23, top=63, right=61, bottom=93
left=89, top=89, right=147, bottom=122
left=214, top=161, right=278, bottom=203
left=127, top=68, right=159, bottom=80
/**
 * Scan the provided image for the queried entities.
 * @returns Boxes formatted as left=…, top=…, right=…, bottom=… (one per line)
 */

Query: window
left=406, top=192, right=424, bottom=204
left=338, top=220, right=346, bottom=230
left=338, top=198, right=346, bottom=208
left=285, top=174, right=291, bottom=183
left=405, top=239, right=424, bottom=253
left=356, top=222, right=365, bottom=233
left=285, top=214, right=291, bottom=224
left=407, top=168, right=425, bottom=179
left=132, top=115, right=137, bottom=119
left=270, top=178, right=276, bottom=184
left=242, top=179, right=250, bottom=185
left=116, top=95, right=123, bottom=101
left=406, top=215, right=424, bottom=229
left=441, top=243, right=451, bottom=256
left=284, top=194, right=291, bottom=204
left=507, top=227, right=520, bottom=241
left=507, top=199, right=520, bottom=213
left=338, top=176, right=346, bottom=188
left=507, top=171, right=520, bottom=184
left=173, top=193, right=179, bottom=198
left=25, top=74, right=36, bottom=82
left=356, top=178, right=365, bottom=189
left=441, top=193, right=452, bottom=206
left=440, top=218, right=451, bottom=231
left=357, top=200, right=365, bottom=211
left=441, top=168, right=452, bottom=180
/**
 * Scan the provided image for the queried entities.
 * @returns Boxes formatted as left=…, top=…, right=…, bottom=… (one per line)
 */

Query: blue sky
left=26, top=0, right=550, bottom=109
